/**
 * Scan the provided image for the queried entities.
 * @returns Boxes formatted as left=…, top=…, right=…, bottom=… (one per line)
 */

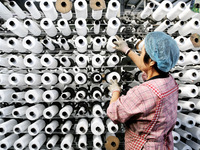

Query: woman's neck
left=146, top=68, right=160, bottom=80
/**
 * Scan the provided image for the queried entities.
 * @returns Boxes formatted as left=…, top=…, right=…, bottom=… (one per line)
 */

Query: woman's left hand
left=108, top=79, right=121, bottom=94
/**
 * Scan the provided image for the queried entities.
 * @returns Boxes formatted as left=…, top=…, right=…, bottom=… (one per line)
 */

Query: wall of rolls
left=0, top=0, right=199, bottom=150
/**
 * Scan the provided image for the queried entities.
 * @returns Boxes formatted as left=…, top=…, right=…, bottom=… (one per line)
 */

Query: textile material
left=107, top=75, right=179, bottom=150
left=144, top=31, right=179, bottom=72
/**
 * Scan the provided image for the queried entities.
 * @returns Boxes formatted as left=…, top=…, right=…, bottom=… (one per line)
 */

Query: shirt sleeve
left=107, top=84, right=156, bottom=124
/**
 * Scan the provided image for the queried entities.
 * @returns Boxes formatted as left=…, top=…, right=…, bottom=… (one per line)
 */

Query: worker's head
left=144, top=31, right=179, bottom=73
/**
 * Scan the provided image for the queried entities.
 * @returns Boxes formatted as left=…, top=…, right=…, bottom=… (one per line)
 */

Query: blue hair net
left=144, top=31, right=179, bottom=72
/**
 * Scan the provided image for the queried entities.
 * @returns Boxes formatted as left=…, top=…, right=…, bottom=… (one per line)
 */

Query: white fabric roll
left=105, top=0, right=120, bottom=19
left=0, top=89, right=15, bottom=102
left=22, top=36, right=43, bottom=53
left=186, top=140, right=200, bottom=150
left=0, top=119, right=17, bottom=135
left=188, top=112, right=200, bottom=124
left=74, top=0, right=88, bottom=19
left=152, top=1, right=172, bottom=21
left=140, top=2, right=154, bottom=19
left=92, top=10, right=102, bottom=20
left=179, top=69, right=199, bottom=83
left=75, top=18, right=87, bottom=36
left=106, top=118, right=119, bottom=133
left=175, top=128, right=192, bottom=140
left=92, top=104, right=103, bottom=117
left=106, top=71, right=121, bottom=83
left=59, top=105, right=73, bottom=119
left=175, top=36, right=187, bottom=48
left=154, top=20, right=171, bottom=32
left=183, top=51, right=200, bottom=65
left=179, top=37, right=194, bottom=51
left=45, top=120, right=59, bottom=134
left=61, top=120, right=72, bottom=133
left=46, top=135, right=59, bottom=149
left=6, top=18, right=28, bottom=37
left=59, top=38, right=70, bottom=51
left=25, top=1, right=41, bottom=19
left=101, top=37, right=107, bottom=48
left=0, top=74, right=9, bottom=85
left=167, top=21, right=184, bottom=35
left=25, top=73, right=41, bottom=86
left=93, top=37, right=102, bottom=52
left=8, top=55, right=25, bottom=68
left=174, top=118, right=181, bottom=129
left=7, top=37, right=27, bottom=52
left=107, top=36, right=117, bottom=52
left=75, top=36, right=88, bottom=53
left=0, top=134, right=19, bottom=150
left=28, top=120, right=46, bottom=136
left=14, top=134, right=32, bottom=150
left=12, top=105, right=28, bottom=118
left=174, top=141, right=192, bottom=150
left=42, top=89, right=60, bottom=102
left=75, top=54, right=88, bottom=68
left=26, top=104, right=45, bottom=120
left=76, top=118, right=89, bottom=134
left=107, top=17, right=121, bottom=36
left=24, top=54, right=42, bottom=69
left=91, top=117, right=105, bottom=135
left=94, top=20, right=100, bottom=34
left=75, top=72, right=87, bottom=85
left=40, top=54, right=58, bottom=68
left=43, top=105, right=59, bottom=119
left=93, top=135, right=103, bottom=149
left=61, top=11, right=73, bottom=20
left=107, top=54, right=119, bottom=67
left=58, top=73, right=73, bottom=84
left=42, top=39, right=55, bottom=51
left=0, top=38, right=12, bottom=53
left=78, top=134, right=87, bottom=149
left=167, top=1, right=186, bottom=20
left=9, top=1, right=26, bottom=19
left=0, top=2, right=13, bottom=20
left=177, top=112, right=196, bottom=128
left=179, top=5, right=196, bottom=21
left=8, top=73, right=26, bottom=86
left=25, top=89, right=44, bottom=103
left=13, top=120, right=31, bottom=134
left=178, top=100, right=195, bottom=111
left=189, top=99, right=200, bottom=110
left=0, top=105, right=15, bottom=117
left=40, top=0, right=58, bottom=21
left=29, top=134, right=46, bottom=150
left=179, top=84, right=198, bottom=98
left=60, top=56, right=72, bottom=67
left=92, top=54, right=104, bottom=68
left=76, top=90, right=87, bottom=100
left=60, top=134, right=74, bottom=149
left=41, top=72, right=58, bottom=85
left=172, top=131, right=180, bottom=143
left=24, top=19, right=41, bottom=36
left=40, top=18, right=57, bottom=37
left=186, top=126, right=200, bottom=140
left=57, top=19, right=71, bottom=36
left=92, top=89, right=102, bottom=100
left=177, top=103, right=182, bottom=112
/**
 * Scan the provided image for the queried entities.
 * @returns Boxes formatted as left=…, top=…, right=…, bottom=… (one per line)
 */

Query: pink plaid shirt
left=107, top=75, right=179, bottom=150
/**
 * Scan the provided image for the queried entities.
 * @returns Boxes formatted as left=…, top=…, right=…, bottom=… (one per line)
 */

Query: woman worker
left=107, top=31, right=180, bottom=150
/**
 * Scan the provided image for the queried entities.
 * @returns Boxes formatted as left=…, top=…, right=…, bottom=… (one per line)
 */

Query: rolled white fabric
left=78, top=134, right=87, bottom=149
left=41, top=72, right=58, bottom=85
left=0, top=134, right=19, bottom=150
left=178, top=100, right=195, bottom=111
left=76, top=106, right=87, bottom=116
left=172, top=131, right=180, bottom=143
left=179, top=5, right=196, bottom=21
left=61, top=120, right=73, bottom=133
left=167, top=21, right=185, bottom=35
left=59, top=38, right=70, bottom=51
left=177, top=52, right=186, bottom=66
left=40, top=54, right=58, bottom=68
left=6, top=18, right=28, bottom=37
left=26, top=104, right=45, bottom=120
left=75, top=72, right=87, bottom=85
left=167, top=1, right=186, bottom=20
left=186, top=140, right=200, bottom=150
left=74, top=0, right=88, bottom=19
left=101, top=37, right=107, bottom=48
left=25, top=73, right=41, bottom=86
left=58, top=73, right=73, bottom=84
left=25, top=0, right=41, bottom=20
left=94, top=20, right=100, bottom=34
left=140, top=2, right=154, bottom=19
left=106, top=36, right=117, bottom=52
left=22, top=36, right=43, bottom=53
left=59, top=105, right=73, bottom=119
left=105, top=0, right=120, bottom=19
left=24, top=19, right=41, bottom=36
left=93, top=37, right=102, bottom=52
left=14, top=134, right=32, bottom=150
left=174, top=118, right=181, bottom=129
left=57, top=19, right=71, bottom=36
left=25, top=89, right=44, bottom=103
left=189, top=99, right=200, bottom=110
left=45, top=120, right=59, bottom=134
left=46, top=135, right=59, bottom=149
left=28, top=120, right=46, bottom=136
left=43, top=105, right=60, bottom=119
left=91, top=117, right=105, bottom=135
left=175, top=128, right=192, bottom=140
left=106, top=54, right=119, bottom=67
left=24, top=54, right=42, bottom=69
left=92, top=54, right=104, bottom=68
left=0, top=105, right=15, bottom=117
left=179, top=37, right=194, bottom=51
left=175, top=36, right=187, bottom=51
left=8, top=73, right=26, bottom=86
left=75, top=54, right=88, bottom=68
left=178, top=84, right=198, bottom=98
left=7, top=37, right=27, bottom=52
left=42, top=39, right=55, bottom=51
left=106, top=119, right=119, bottom=133
left=186, top=126, right=200, bottom=140
left=0, top=74, right=9, bottom=86
left=93, top=135, right=103, bottom=149
left=61, top=11, right=73, bottom=20
left=42, top=89, right=60, bottom=102
left=29, top=134, right=46, bottom=150
left=8, top=55, right=25, bottom=68
left=179, top=18, right=200, bottom=36
left=60, top=56, right=73, bottom=67
left=174, top=141, right=192, bottom=150
left=75, top=36, right=88, bottom=53
left=8, top=1, right=26, bottom=19
left=188, top=112, right=200, bottom=124
left=60, top=134, right=74, bottom=149
left=106, top=17, right=121, bottom=36
left=75, top=88, right=87, bottom=100
left=177, top=103, right=182, bottom=112
left=91, top=88, right=102, bottom=100
left=75, top=18, right=87, bottom=36
left=177, top=112, right=195, bottom=128
left=0, top=56, right=11, bottom=67
left=0, top=38, right=12, bottom=53
left=179, top=69, right=199, bottom=83
left=13, top=120, right=31, bottom=134
left=0, top=2, right=13, bottom=20
left=12, top=105, right=28, bottom=118
left=92, top=9, right=102, bottom=20
left=91, top=72, right=102, bottom=83
left=106, top=71, right=121, bottom=83
left=76, top=118, right=88, bottom=134
left=40, top=0, right=58, bottom=21
left=0, top=119, right=17, bottom=135
left=40, top=18, right=57, bottom=37
left=154, top=20, right=171, bottom=31
left=0, top=89, right=15, bottom=102
left=184, top=51, right=200, bottom=65
left=152, top=1, right=172, bottom=21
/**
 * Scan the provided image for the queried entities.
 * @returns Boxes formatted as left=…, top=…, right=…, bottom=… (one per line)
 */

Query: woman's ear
left=149, top=59, right=156, bottom=67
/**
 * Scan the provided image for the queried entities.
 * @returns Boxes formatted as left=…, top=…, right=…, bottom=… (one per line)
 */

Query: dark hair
left=143, top=51, right=169, bottom=76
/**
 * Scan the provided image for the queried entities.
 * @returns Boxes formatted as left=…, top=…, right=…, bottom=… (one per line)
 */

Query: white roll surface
left=105, top=0, right=120, bottom=19
left=40, top=18, right=57, bottom=37
left=29, top=134, right=46, bottom=150
left=28, top=120, right=46, bottom=136
left=13, top=120, right=31, bottom=134
left=14, top=134, right=32, bottom=150
left=91, top=117, right=105, bottom=135
left=107, top=17, right=121, bottom=36
left=25, top=1, right=41, bottom=19
left=26, top=104, right=45, bottom=120
left=9, top=1, right=26, bottom=19
left=25, top=89, right=44, bottom=103
left=75, top=18, right=87, bottom=36
left=22, top=36, right=43, bottom=53
left=76, top=118, right=88, bottom=135
left=59, top=105, right=73, bottom=119
left=57, top=19, right=71, bottom=36
left=75, top=72, right=87, bottom=85
left=74, top=0, right=88, bottom=19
